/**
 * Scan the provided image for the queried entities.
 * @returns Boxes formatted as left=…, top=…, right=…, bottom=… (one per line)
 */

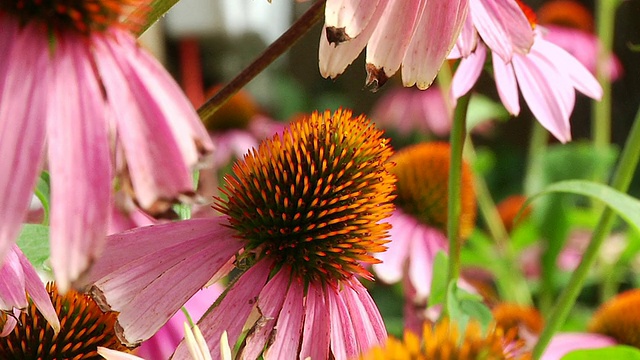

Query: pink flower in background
left=540, top=333, right=617, bottom=360
left=85, top=110, right=395, bottom=359
left=450, top=1, right=603, bottom=143
left=319, top=0, right=468, bottom=89
left=0, top=4, right=213, bottom=291
left=371, top=86, right=452, bottom=137
left=0, top=245, right=60, bottom=336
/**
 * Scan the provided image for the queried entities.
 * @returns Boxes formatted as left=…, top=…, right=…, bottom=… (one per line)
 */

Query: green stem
left=442, top=93, right=470, bottom=317
left=127, top=0, right=180, bottom=37
left=465, top=140, right=533, bottom=306
left=197, top=0, right=326, bottom=123
left=592, top=0, right=621, bottom=149
left=532, top=105, right=640, bottom=359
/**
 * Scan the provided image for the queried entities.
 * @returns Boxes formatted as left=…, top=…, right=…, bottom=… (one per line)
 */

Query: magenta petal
left=0, top=22, right=47, bottom=265
left=328, top=285, right=358, bottom=359
left=300, top=282, right=331, bottom=360
left=325, top=0, right=382, bottom=39
left=88, top=217, right=241, bottom=345
left=0, top=310, right=18, bottom=337
left=343, top=278, right=387, bottom=353
left=264, top=276, right=305, bottom=359
left=47, top=34, right=112, bottom=292
left=173, top=258, right=273, bottom=360
left=0, top=248, right=26, bottom=310
left=241, top=267, right=290, bottom=360
left=402, top=0, right=468, bottom=89
left=17, top=246, right=60, bottom=333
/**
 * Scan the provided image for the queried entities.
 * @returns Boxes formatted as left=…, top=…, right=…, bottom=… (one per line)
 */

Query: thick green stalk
left=197, top=0, right=326, bottom=122
left=442, top=93, right=470, bottom=316
left=532, top=105, right=640, bottom=359
left=592, top=0, right=621, bottom=149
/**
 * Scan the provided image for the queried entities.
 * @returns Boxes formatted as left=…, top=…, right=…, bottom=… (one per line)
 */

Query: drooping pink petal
left=450, top=42, right=487, bottom=99
left=264, top=276, right=305, bottom=359
left=366, top=0, right=423, bottom=81
left=300, top=282, right=331, bottom=360
left=240, top=266, right=290, bottom=360
left=172, top=258, right=273, bottom=360
left=512, top=52, right=574, bottom=143
left=328, top=285, right=358, bottom=359
left=0, top=249, right=26, bottom=310
left=97, top=347, right=145, bottom=360
left=492, top=52, right=521, bottom=115
left=456, top=11, right=479, bottom=57
left=0, top=21, right=48, bottom=265
left=471, top=0, right=533, bottom=61
left=0, top=310, right=18, bottom=337
left=345, top=278, right=387, bottom=349
left=87, top=217, right=242, bottom=346
left=540, top=333, right=617, bottom=360
left=325, top=0, right=382, bottom=40
left=47, top=34, right=112, bottom=293
left=402, top=0, right=468, bottom=89
left=408, top=226, right=437, bottom=300
left=374, top=211, right=416, bottom=284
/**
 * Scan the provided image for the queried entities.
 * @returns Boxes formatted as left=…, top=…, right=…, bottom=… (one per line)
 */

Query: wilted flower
left=0, top=0, right=213, bottom=291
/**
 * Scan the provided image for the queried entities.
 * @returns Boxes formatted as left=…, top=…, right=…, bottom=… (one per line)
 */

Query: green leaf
left=445, top=281, right=493, bottom=333
left=466, top=94, right=510, bottom=132
left=428, top=251, right=449, bottom=307
left=561, top=346, right=640, bottom=360
left=17, top=224, right=51, bottom=272
left=34, top=171, right=51, bottom=225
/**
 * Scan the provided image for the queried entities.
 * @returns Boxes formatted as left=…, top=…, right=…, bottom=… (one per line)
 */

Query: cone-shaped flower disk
left=0, top=0, right=213, bottom=291
left=374, top=142, right=476, bottom=301
left=357, top=319, right=528, bottom=360
left=86, top=109, right=396, bottom=359
left=0, top=283, right=128, bottom=359
left=589, top=289, right=640, bottom=348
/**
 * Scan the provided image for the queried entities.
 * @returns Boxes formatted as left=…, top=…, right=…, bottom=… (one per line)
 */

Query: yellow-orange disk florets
left=202, top=86, right=259, bottom=131
left=1, top=0, right=141, bottom=35
left=0, top=283, right=129, bottom=359
left=492, top=303, right=544, bottom=338
left=358, top=319, right=529, bottom=360
left=391, top=142, right=476, bottom=239
left=215, top=109, right=396, bottom=283
left=589, top=289, right=640, bottom=348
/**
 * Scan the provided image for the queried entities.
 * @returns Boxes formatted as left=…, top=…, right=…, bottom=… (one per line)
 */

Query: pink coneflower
left=450, top=0, right=603, bottom=143
left=374, top=143, right=476, bottom=303
left=0, top=1, right=213, bottom=291
left=319, top=0, right=469, bottom=89
left=0, top=245, right=60, bottom=336
left=85, top=109, right=396, bottom=359
left=540, top=333, right=616, bottom=360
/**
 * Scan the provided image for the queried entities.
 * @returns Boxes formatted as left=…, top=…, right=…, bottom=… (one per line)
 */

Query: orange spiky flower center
left=214, top=109, right=396, bottom=284
left=537, top=0, right=594, bottom=33
left=496, top=195, right=532, bottom=233
left=202, top=86, right=259, bottom=132
left=358, top=319, right=530, bottom=360
left=492, top=303, right=544, bottom=338
left=589, top=289, right=640, bottom=347
left=391, top=142, right=476, bottom=239
left=1, top=0, right=142, bottom=35
left=0, top=283, right=129, bottom=359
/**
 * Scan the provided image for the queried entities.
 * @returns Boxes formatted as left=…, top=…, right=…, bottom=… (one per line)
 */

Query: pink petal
left=324, top=0, right=382, bottom=39
left=366, top=0, right=423, bottom=80
left=456, top=12, right=479, bottom=57
left=47, top=34, right=112, bottom=292
left=300, top=282, right=331, bottom=360
left=88, top=217, right=242, bottom=346
left=345, top=278, right=387, bottom=348
left=492, top=52, right=521, bottom=115
left=0, top=310, right=18, bottom=337
left=173, top=258, right=273, bottom=360
left=450, top=43, right=487, bottom=100
left=402, top=0, right=468, bottom=89
left=98, top=347, right=145, bottom=360
left=327, top=285, right=358, bottom=359
left=408, top=227, right=436, bottom=300
left=374, top=211, right=416, bottom=284
left=0, top=248, right=26, bottom=310
left=0, top=21, right=47, bottom=265
left=241, top=267, right=290, bottom=360
left=541, top=333, right=617, bottom=360
left=264, top=276, right=305, bottom=359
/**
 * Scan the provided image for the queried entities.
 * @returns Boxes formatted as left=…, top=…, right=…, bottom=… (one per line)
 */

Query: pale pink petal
left=534, top=36, right=603, bottom=100
left=17, top=246, right=60, bottom=334
left=408, top=226, right=435, bottom=300
left=328, top=285, right=358, bottom=359
left=88, top=218, right=242, bottom=346
left=319, top=0, right=390, bottom=79
left=471, top=0, right=533, bottom=61
left=402, top=0, right=468, bottom=89
left=324, top=0, right=382, bottom=39
left=0, top=310, right=18, bottom=337
left=299, top=282, right=331, bottom=360
left=451, top=43, right=487, bottom=99
left=173, top=259, right=273, bottom=360
left=374, top=211, right=415, bottom=284
left=264, top=276, right=305, bottom=359
left=241, top=267, right=290, bottom=360
left=0, top=249, right=26, bottom=310
left=98, top=347, right=145, bottom=360
left=456, top=11, right=479, bottom=57
left=512, top=53, right=574, bottom=143
left=366, top=0, right=423, bottom=81
left=492, top=53, right=521, bottom=115
left=47, top=34, right=112, bottom=292
left=0, top=22, right=47, bottom=265
left=541, top=333, right=617, bottom=360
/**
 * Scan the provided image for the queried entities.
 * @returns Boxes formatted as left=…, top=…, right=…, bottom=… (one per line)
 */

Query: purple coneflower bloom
left=319, top=0, right=469, bottom=89
left=0, top=1, right=213, bottom=291
left=85, top=110, right=396, bottom=359
left=449, top=0, right=603, bottom=143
